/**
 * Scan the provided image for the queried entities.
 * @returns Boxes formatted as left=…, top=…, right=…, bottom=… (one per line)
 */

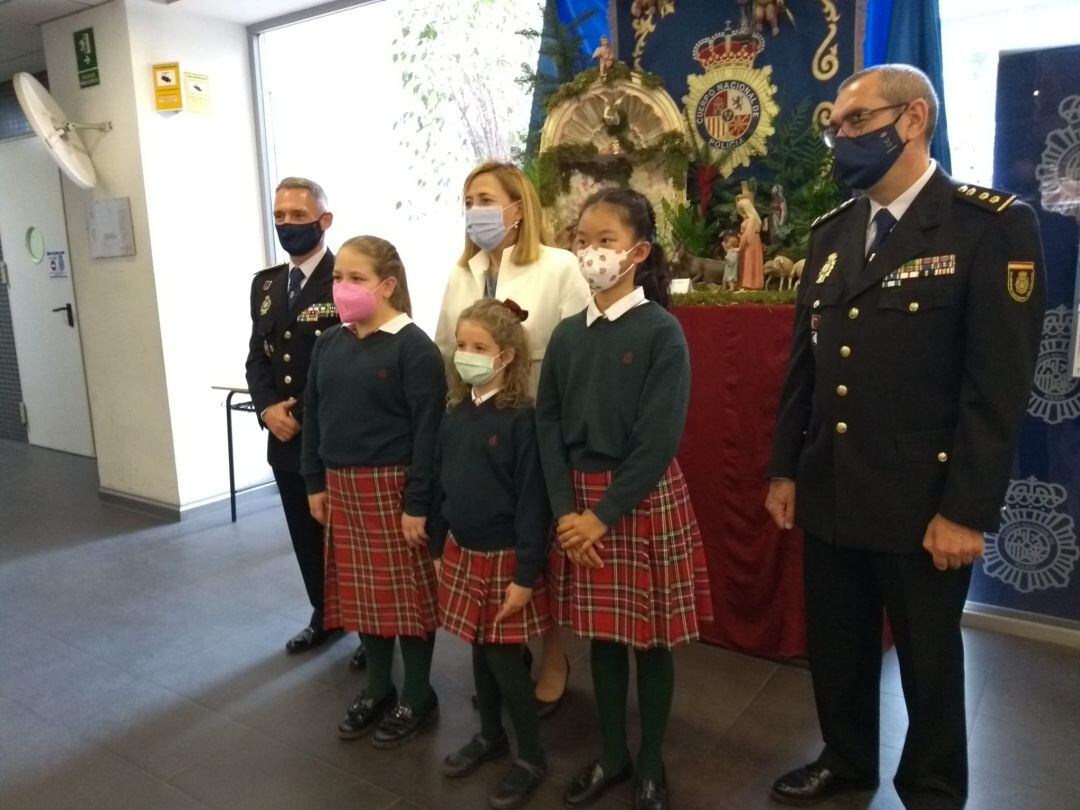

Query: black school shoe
left=563, top=757, right=633, bottom=807
left=441, top=732, right=510, bottom=778
left=337, top=686, right=397, bottom=740
left=490, top=757, right=547, bottom=810
left=635, top=776, right=669, bottom=810
left=770, top=763, right=879, bottom=806
left=372, top=691, right=439, bottom=749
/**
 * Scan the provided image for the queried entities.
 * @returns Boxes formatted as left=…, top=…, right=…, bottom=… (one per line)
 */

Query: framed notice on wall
left=86, top=197, right=136, bottom=259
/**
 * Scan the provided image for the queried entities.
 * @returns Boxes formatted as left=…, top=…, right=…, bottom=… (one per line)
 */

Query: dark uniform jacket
left=245, top=249, right=340, bottom=472
left=768, top=168, right=1046, bottom=552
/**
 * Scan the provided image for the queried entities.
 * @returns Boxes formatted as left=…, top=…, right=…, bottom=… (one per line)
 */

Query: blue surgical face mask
left=276, top=218, right=324, bottom=257
left=454, top=350, right=505, bottom=386
left=831, top=108, right=908, bottom=190
left=466, top=205, right=517, bottom=252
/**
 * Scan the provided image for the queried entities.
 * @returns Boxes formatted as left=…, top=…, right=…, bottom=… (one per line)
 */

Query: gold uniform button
left=836, top=384, right=848, bottom=397
left=283, top=354, right=291, bottom=363
left=908, top=301, right=920, bottom=313
left=813, top=299, right=821, bottom=309
left=937, top=452, right=949, bottom=463
left=835, top=422, right=848, bottom=434
left=315, top=329, right=322, bottom=337
left=848, top=307, right=860, bottom=319
left=840, top=345, right=852, bottom=358
left=284, top=330, right=292, bottom=339
left=284, top=375, right=293, bottom=385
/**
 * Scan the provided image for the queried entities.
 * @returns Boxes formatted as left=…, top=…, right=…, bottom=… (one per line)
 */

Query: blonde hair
left=447, top=299, right=533, bottom=410
left=338, top=235, right=412, bottom=317
left=457, top=161, right=550, bottom=268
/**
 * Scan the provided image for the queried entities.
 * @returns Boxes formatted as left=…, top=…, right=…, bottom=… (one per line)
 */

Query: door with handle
left=0, top=137, right=94, bottom=457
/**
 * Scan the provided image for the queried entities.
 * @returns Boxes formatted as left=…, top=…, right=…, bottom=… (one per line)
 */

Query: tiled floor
left=1, top=439, right=1078, bottom=809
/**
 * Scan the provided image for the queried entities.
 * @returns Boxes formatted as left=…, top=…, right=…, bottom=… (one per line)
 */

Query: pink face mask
left=333, top=280, right=383, bottom=323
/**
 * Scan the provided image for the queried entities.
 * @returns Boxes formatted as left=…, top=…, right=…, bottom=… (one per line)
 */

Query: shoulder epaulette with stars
left=254, top=262, right=287, bottom=276
left=955, top=183, right=1016, bottom=213
left=811, top=197, right=856, bottom=229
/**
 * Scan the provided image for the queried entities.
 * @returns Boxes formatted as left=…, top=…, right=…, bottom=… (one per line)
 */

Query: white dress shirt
left=865, top=159, right=937, bottom=254
left=289, top=245, right=328, bottom=291
left=585, top=286, right=649, bottom=327
left=471, top=386, right=500, bottom=406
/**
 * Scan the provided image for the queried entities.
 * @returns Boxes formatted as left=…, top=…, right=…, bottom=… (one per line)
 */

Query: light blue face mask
left=466, top=205, right=517, bottom=251
left=454, top=350, right=504, bottom=386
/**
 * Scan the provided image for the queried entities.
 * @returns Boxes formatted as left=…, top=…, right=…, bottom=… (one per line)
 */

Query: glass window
left=256, top=0, right=543, bottom=331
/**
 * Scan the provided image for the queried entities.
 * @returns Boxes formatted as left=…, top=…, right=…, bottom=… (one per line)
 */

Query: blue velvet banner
left=972, top=44, right=1080, bottom=623
left=614, top=0, right=855, bottom=127
left=863, top=0, right=952, bottom=173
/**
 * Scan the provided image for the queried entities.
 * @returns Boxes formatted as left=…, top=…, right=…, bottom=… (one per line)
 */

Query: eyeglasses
left=822, top=102, right=909, bottom=148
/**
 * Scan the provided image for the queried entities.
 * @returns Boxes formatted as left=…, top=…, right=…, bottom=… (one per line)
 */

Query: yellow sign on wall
left=184, top=72, right=210, bottom=114
left=153, top=62, right=182, bottom=111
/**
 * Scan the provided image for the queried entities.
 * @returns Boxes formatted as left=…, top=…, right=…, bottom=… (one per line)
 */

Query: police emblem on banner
left=983, top=477, right=1078, bottom=594
left=1035, top=94, right=1080, bottom=218
left=1028, top=306, right=1080, bottom=425
left=683, top=19, right=779, bottom=178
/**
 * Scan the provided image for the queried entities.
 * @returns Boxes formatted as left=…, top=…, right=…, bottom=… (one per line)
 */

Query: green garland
left=672, top=287, right=798, bottom=307
left=534, top=133, right=691, bottom=206
left=545, top=62, right=664, bottom=112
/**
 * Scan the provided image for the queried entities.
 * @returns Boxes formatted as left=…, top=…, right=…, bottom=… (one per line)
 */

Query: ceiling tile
left=0, top=0, right=86, bottom=26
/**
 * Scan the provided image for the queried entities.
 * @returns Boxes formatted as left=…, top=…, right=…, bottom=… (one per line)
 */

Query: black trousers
left=273, top=467, right=325, bottom=621
left=804, top=535, right=972, bottom=810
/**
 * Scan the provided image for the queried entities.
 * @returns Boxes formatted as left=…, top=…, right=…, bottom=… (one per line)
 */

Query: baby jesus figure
left=593, top=36, right=616, bottom=80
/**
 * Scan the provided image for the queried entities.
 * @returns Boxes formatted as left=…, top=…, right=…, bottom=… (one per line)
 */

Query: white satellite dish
left=12, top=72, right=112, bottom=190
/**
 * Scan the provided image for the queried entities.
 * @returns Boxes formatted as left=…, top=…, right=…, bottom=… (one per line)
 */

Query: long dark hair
left=579, top=187, right=671, bottom=309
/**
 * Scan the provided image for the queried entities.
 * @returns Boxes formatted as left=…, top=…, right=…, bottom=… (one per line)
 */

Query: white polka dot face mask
left=575, top=244, right=639, bottom=292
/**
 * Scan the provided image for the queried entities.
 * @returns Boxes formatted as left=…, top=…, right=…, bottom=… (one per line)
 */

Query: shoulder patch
left=254, top=262, right=287, bottom=276
left=955, top=183, right=1016, bottom=213
left=811, top=197, right=856, bottom=229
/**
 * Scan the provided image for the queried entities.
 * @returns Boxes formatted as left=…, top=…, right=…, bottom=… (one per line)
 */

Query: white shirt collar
left=379, top=313, right=413, bottom=334
left=867, top=159, right=937, bottom=242
left=290, top=245, right=327, bottom=284
left=471, top=387, right=500, bottom=406
left=585, top=286, right=648, bottom=327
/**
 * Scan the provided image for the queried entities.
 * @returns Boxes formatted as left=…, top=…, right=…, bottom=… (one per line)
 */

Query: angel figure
left=593, top=36, right=616, bottom=80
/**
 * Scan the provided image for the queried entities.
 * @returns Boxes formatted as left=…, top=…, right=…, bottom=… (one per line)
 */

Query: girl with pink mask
left=301, top=235, right=447, bottom=750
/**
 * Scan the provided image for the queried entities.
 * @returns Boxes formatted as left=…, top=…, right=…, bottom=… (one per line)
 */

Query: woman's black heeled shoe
left=537, top=655, right=570, bottom=720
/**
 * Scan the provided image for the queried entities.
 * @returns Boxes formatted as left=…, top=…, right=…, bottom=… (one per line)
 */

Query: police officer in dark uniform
left=245, top=177, right=364, bottom=668
left=766, top=66, right=1045, bottom=808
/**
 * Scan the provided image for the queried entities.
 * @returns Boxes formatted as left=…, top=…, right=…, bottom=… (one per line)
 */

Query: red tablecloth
left=674, top=304, right=807, bottom=659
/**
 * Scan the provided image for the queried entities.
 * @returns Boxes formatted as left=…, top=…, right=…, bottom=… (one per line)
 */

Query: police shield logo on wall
left=683, top=18, right=779, bottom=178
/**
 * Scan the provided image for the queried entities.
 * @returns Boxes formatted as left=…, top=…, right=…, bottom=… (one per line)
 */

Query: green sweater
left=301, top=323, right=447, bottom=516
left=536, top=302, right=691, bottom=527
left=428, top=399, right=551, bottom=588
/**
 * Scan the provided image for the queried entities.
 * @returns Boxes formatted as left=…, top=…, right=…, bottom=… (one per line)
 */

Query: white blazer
left=435, top=244, right=591, bottom=390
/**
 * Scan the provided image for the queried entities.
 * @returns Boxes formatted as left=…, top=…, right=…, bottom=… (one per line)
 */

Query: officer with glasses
left=766, top=65, right=1045, bottom=808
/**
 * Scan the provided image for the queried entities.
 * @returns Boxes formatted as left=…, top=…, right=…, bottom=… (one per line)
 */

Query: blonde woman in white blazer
left=435, top=160, right=590, bottom=717
left=435, top=162, right=590, bottom=392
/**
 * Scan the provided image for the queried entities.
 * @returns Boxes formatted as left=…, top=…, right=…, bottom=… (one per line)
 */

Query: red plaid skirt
left=438, top=536, right=552, bottom=645
left=548, top=461, right=713, bottom=649
left=323, top=466, right=438, bottom=637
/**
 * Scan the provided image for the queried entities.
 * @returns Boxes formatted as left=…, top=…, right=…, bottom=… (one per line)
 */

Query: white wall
left=41, top=0, right=180, bottom=505
left=41, top=0, right=273, bottom=510
left=125, top=0, right=270, bottom=508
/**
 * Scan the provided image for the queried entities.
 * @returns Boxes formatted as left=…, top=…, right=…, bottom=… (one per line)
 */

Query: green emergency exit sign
left=74, top=28, right=99, bottom=89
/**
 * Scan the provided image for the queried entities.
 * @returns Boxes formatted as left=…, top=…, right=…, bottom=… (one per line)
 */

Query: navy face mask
left=276, top=218, right=324, bottom=257
left=832, top=109, right=908, bottom=190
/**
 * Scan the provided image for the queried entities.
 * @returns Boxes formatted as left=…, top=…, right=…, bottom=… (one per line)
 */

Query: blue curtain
left=556, top=0, right=609, bottom=59
left=864, top=0, right=952, bottom=173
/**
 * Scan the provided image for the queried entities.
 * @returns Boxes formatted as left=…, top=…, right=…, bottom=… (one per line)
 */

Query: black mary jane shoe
left=372, top=691, right=440, bottom=749
left=349, top=639, right=367, bottom=670
left=441, top=732, right=510, bottom=778
left=563, top=757, right=633, bottom=807
left=490, top=757, right=547, bottom=810
left=337, top=686, right=397, bottom=740
left=537, top=655, right=570, bottom=720
left=635, top=776, right=669, bottom=810
left=769, top=763, right=879, bottom=806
